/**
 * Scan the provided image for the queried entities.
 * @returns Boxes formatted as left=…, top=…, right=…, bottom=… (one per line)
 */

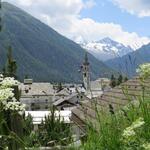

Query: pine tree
left=110, top=74, right=116, bottom=88
left=124, top=77, right=128, bottom=82
left=5, top=46, right=17, bottom=78
left=38, top=106, right=72, bottom=146
left=117, top=74, right=123, bottom=85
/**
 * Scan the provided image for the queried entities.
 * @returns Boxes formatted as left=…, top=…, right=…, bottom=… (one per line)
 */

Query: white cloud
left=4, top=0, right=150, bottom=49
left=112, top=0, right=150, bottom=17
left=4, top=0, right=83, bottom=16
left=84, top=0, right=96, bottom=9
left=70, top=18, right=150, bottom=49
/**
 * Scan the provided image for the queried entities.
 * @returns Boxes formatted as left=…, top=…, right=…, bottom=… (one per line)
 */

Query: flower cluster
left=5, top=102, right=26, bottom=111
left=122, top=117, right=145, bottom=142
left=1, top=77, right=20, bottom=88
left=0, top=76, right=25, bottom=113
left=142, top=143, right=150, bottom=150
left=136, top=63, right=150, bottom=79
left=0, top=88, right=14, bottom=102
left=131, top=117, right=145, bottom=129
left=122, top=127, right=136, bottom=138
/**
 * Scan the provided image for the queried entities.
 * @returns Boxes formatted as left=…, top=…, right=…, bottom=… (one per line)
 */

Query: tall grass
left=79, top=78, right=150, bottom=149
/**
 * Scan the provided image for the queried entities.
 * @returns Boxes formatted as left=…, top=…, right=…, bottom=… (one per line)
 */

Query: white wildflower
left=1, top=77, right=20, bottom=88
left=18, top=111, right=24, bottom=116
left=131, top=117, right=145, bottom=129
left=122, top=127, right=136, bottom=138
left=4, top=101, right=26, bottom=111
left=122, top=127, right=136, bottom=144
left=122, top=117, right=145, bottom=143
left=0, top=88, right=14, bottom=102
left=142, top=143, right=150, bottom=150
left=137, top=63, right=150, bottom=79
left=0, top=77, right=25, bottom=113
left=12, top=97, right=17, bottom=102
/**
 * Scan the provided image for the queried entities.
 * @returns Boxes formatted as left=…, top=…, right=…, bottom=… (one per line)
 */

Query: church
left=81, top=53, right=111, bottom=98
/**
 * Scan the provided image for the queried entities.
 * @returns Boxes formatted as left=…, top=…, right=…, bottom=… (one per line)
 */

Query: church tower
left=81, top=53, right=90, bottom=91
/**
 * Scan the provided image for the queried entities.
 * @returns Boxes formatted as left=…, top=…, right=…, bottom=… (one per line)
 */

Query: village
left=20, top=54, right=111, bottom=138
left=0, top=1, right=150, bottom=149
left=16, top=53, right=150, bottom=149
left=1, top=52, right=149, bottom=149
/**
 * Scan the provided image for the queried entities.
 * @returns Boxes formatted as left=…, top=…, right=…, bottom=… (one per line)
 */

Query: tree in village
left=124, top=76, right=128, bottom=82
left=110, top=74, right=116, bottom=88
left=4, top=46, right=17, bottom=78
left=37, top=106, right=72, bottom=146
left=117, top=74, right=123, bottom=85
left=110, top=74, right=128, bottom=88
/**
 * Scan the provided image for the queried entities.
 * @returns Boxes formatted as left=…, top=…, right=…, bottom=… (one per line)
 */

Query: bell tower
left=81, top=53, right=90, bottom=91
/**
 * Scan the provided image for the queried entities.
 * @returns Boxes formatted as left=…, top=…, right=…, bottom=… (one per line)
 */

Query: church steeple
left=81, top=52, right=90, bottom=91
left=83, top=52, right=89, bottom=66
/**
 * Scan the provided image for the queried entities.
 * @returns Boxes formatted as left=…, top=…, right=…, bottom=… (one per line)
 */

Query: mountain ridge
left=77, top=37, right=134, bottom=61
left=0, top=2, right=116, bottom=82
left=105, top=43, right=150, bottom=77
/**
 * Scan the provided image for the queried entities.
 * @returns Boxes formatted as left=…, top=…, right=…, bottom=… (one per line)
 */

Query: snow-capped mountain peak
left=77, top=37, right=134, bottom=61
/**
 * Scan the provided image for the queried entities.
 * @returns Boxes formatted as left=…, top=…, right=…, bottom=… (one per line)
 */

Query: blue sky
left=4, top=0, right=150, bottom=49
left=81, top=0, right=150, bottom=37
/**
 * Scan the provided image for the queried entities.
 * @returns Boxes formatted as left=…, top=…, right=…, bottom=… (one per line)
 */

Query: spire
left=81, top=52, right=90, bottom=91
left=83, top=52, right=89, bottom=66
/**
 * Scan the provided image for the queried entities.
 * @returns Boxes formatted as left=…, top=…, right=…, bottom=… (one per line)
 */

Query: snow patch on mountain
left=76, top=37, right=134, bottom=61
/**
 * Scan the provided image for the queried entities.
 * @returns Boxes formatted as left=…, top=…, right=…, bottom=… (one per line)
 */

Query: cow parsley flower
left=137, top=63, right=150, bottom=79
left=1, top=77, right=20, bottom=88
left=142, top=143, right=150, bottom=150
left=0, top=77, right=26, bottom=113
left=5, top=102, right=26, bottom=111
left=0, top=88, right=14, bottom=102
left=131, top=117, right=145, bottom=129
left=122, top=127, right=136, bottom=138
left=122, top=128, right=136, bottom=144
left=122, top=117, right=145, bottom=143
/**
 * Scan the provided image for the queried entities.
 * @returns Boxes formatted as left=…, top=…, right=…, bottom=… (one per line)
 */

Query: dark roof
left=53, top=93, right=78, bottom=106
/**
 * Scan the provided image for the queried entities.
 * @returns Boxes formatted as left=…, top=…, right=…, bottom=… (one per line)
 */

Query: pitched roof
left=53, top=93, right=78, bottom=106
left=19, top=83, right=54, bottom=96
